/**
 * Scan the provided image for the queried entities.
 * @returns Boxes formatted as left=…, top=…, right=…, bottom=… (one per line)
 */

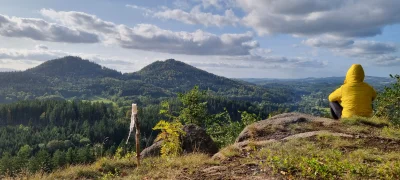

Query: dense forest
left=0, top=90, right=295, bottom=175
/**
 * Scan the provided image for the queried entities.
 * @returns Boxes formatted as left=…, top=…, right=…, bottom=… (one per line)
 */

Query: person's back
left=328, top=64, right=377, bottom=119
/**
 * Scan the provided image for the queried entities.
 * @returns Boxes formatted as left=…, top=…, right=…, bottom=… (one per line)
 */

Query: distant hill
left=129, top=59, right=266, bottom=95
left=0, top=56, right=286, bottom=104
left=237, top=76, right=395, bottom=106
left=239, top=76, right=394, bottom=87
left=26, top=56, right=121, bottom=78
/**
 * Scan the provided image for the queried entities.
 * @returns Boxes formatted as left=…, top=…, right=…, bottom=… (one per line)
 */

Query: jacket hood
left=344, top=64, right=365, bottom=83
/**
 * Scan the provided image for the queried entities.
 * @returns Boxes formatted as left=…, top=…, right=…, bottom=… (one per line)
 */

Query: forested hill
left=239, top=76, right=395, bottom=96
left=0, top=56, right=286, bottom=104
left=125, top=59, right=267, bottom=96
left=239, top=76, right=394, bottom=89
left=26, top=57, right=122, bottom=78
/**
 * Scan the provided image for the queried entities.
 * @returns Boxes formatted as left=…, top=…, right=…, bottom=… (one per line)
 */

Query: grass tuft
left=380, top=126, right=400, bottom=140
left=341, top=116, right=389, bottom=128
left=218, top=145, right=241, bottom=158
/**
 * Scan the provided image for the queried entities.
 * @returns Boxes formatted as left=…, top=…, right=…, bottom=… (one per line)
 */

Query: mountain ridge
left=0, top=56, right=280, bottom=103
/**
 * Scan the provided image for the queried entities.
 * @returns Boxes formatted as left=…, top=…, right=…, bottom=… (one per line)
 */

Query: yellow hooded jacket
left=328, top=64, right=377, bottom=118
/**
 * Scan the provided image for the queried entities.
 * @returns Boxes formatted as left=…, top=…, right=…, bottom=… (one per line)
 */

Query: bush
left=207, top=110, right=258, bottom=148
left=376, top=74, right=400, bottom=124
left=152, top=120, right=185, bottom=158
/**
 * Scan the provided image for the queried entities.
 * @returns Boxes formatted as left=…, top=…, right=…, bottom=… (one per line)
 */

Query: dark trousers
left=329, top=101, right=343, bottom=120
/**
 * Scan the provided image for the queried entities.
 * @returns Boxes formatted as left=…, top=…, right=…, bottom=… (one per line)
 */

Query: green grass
left=341, top=116, right=390, bottom=128
left=255, top=136, right=400, bottom=179
left=381, top=126, right=400, bottom=140
left=87, top=96, right=116, bottom=105
left=216, top=145, right=241, bottom=160
left=66, top=96, right=118, bottom=107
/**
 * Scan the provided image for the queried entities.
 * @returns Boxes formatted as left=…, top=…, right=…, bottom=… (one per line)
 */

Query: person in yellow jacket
left=328, top=64, right=377, bottom=119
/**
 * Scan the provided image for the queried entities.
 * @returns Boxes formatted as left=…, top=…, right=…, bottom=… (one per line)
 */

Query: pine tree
left=35, top=149, right=53, bottom=173
left=0, top=152, right=13, bottom=175
left=52, top=150, right=66, bottom=168
left=65, top=147, right=75, bottom=164
left=178, top=86, right=208, bottom=126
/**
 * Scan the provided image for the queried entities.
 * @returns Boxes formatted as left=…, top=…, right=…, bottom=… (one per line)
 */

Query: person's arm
left=329, top=86, right=342, bottom=102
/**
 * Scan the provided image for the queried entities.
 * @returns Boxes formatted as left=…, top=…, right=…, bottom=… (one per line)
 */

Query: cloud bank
left=304, top=36, right=399, bottom=66
left=237, top=0, right=400, bottom=38
left=0, top=14, right=99, bottom=43
left=41, top=9, right=257, bottom=56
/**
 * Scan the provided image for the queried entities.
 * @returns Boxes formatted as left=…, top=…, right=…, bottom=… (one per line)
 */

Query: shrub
left=376, top=74, right=400, bottom=124
left=152, top=120, right=186, bottom=158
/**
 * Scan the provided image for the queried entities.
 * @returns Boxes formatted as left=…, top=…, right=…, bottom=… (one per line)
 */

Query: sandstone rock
left=236, top=112, right=336, bottom=143
left=140, top=140, right=162, bottom=158
left=181, top=124, right=218, bottom=155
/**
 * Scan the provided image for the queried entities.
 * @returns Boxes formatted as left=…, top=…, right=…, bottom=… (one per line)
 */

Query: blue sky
left=0, top=0, right=399, bottom=78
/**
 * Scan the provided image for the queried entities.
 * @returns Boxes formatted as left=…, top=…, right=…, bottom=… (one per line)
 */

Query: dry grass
left=128, top=153, right=218, bottom=180
left=22, top=153, right=216, bottom=180
left=218, top=144, right=241, bottom=159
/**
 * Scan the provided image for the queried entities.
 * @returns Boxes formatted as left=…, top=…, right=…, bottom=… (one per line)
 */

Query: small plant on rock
left=153, top=120, right=186, bottom=158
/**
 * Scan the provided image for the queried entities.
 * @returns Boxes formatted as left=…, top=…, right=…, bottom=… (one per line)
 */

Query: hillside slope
left=134, top=59, right=243, bottom=91
left=25, top=113, right=400, bottom=180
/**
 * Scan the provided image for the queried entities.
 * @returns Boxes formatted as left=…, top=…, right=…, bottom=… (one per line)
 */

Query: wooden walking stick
left=133, top=104, right=140, bottom=166
left=127, top=104, right=140, bottom=166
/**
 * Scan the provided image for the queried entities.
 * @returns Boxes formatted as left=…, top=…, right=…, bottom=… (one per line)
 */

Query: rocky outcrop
left=141, top=124, right=218, bottom=158
left=213, top=113, right=343, bottom=160
left=181, top=124, right=218, bottom=154
left=139, top=141, right=162, bottom=158
left=235, top=112, right=337, bottom=143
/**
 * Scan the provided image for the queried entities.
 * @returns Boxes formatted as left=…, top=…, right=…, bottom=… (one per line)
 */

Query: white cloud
left=154, top=6, right=239, bottom=27
left=0, top=47, right=134, bottom=68
left=125, top=3, right=239, bottom=27
left=304, top=36, right=400, bottom=66
left=199, top=0, right=237, bottom=9
left=221, top=55, right=327, bottom=68
left=189, top=61, right=255, bottom=69
left=0, top=14, right=99, bottom=43
left=172, top=0, right=192, bottom=10
left=201, top=0, right=223, bottom=9
left=237, top=0, right=400, bottom=37
left=0, top=67, right=16, bottom=72
left=116, top=25, right=256, bottom=55
left=0, top=48, right=66, bottom=61
left=303, top=37, right=354, bottom=48
left=304, top=37, right=398, bottom=57
left=40, top=9, right=117, bottom=34
left=125, top=4, right=154, bottom=15
left=337, top=41, right=397, bottom=57
left=35, top=44, right=49, bottom=50
left=250, top=48, right=272, bottom=56
left=373, top=55, right=400, bottom=66
left=41, top=9, right=257, bottom=56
